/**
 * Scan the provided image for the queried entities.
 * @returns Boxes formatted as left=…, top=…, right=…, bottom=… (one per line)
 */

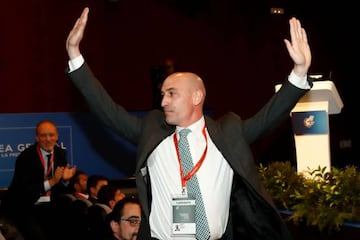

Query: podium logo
left=303, top=115, right=315, bottom=128
left=292, top=111, right=328, bottom=135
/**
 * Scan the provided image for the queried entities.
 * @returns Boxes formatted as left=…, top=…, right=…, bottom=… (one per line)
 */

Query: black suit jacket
left=4, top=143, right=68, bottom=215
left=68, top=63, right=312, bottom=239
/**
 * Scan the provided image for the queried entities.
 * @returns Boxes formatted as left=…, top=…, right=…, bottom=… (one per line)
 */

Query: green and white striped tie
left=178, top=128, right=210, bottom=240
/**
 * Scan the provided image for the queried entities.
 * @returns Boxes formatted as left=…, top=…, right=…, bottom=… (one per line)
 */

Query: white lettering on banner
left=59, top=142, right=67, bottom=150
left=17, top=143, right=33, bottom=151
left=0, top=142, right=67, bottom=160
left=0, top=144, right=13, bottom=153
left=1, top=152, right=20, bottom=158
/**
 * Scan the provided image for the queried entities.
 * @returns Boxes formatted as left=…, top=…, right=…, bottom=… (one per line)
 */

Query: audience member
left=87, top=201, right=109, bottom=240
left=104, top=196, right=141, bottom=240
left=66, top=7, right=312, bottom=239
left=87, top=182, right=126, bottom=239
left=97, top=182, right=126, bottom=212
left=3, top=120, right=76, bottom=240
left=68, top=169, right=89, bottom=200
left=87, top=174, right=109, bottom=204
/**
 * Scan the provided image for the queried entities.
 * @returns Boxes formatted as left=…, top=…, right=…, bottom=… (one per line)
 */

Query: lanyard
left=173, top=125, right=208, bottom=191
left=36, top=146, right=54, bottom=177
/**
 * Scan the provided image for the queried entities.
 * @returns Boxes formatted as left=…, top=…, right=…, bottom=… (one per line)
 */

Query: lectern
left=275, top=81, right=343, bottom=174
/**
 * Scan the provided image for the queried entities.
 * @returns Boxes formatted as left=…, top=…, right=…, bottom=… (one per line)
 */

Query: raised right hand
left=284, top=17, right=311, bottom=78
left=66, top=7, right=89, bottom=60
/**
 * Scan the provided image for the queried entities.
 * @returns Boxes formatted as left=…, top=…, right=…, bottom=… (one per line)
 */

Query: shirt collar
left=176, top=116, right=205, bottom=135
left=40, top=147, right=53, bottom=158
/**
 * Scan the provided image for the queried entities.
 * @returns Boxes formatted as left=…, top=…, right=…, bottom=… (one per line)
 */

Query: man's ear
left=109, top=199, right=116, bottom=209
left=193, top=90, right=203, bottom=105
left=110, top=220, right=120, bottom=233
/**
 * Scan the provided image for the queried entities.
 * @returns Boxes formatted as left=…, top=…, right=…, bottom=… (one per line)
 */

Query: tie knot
left=47, top=154, right=52, bottom=160
left=179, top=128, right=191, bottom=139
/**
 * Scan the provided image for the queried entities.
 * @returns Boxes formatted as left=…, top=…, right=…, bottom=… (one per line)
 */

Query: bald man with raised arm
left=65, top=7, right=312, bottom=240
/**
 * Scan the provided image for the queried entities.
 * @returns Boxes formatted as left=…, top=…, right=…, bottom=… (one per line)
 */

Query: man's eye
left=129, top=219, right=140, bottom=224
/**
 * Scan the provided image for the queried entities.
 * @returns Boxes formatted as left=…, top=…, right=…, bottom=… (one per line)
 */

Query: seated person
left=104, top=196, right=141, bottom=240
left=87, top=183, right=126, bottom=239
left=87, top=174, right=109, bottom=204
left=96, top=182, right=126, bottom=212
left=68, top=170, right=89, bottom=200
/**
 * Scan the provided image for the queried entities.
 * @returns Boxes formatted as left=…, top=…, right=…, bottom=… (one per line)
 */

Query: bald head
left=164, top=72, right=206, bottom=102
left=161, top=72, right=206, bottom=127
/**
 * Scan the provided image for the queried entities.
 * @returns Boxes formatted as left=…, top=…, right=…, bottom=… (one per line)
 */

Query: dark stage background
left=0, top=0, right=357, bottom=171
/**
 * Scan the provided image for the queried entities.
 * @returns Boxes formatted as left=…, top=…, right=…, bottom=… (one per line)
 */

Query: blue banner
left=0, top=112, right=138, bottom=188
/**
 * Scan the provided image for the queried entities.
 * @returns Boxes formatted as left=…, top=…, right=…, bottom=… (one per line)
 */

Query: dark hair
left=106, top=196, right=140, bottom=222
left=68, top=170, right=87, bottom=193
left=97, top=183, right=121, bottom=207
left=102, top=196, right=140, bottom=238
left=87, top=174, right=109, bottom=193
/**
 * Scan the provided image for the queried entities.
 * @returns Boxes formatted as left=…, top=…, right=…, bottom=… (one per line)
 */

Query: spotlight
left=270, top=8, right=284, bottom=15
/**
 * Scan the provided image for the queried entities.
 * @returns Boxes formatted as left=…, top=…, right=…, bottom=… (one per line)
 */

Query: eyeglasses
left=119, top=218, right=141, bottom=226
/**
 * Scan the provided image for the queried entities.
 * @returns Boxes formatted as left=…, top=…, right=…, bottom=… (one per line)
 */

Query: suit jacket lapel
left=136, top=115, right=174, bottom=173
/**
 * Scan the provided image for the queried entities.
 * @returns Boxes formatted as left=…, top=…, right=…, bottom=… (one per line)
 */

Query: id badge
left=171, top=194, right=196, bottom=237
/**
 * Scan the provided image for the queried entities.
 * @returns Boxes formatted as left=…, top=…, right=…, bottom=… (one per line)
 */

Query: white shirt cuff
left=288, top=70, right=310, bottom=90
left=68, top=55, right=85, bottom=73
left=44, top=180, right=51, bottom=192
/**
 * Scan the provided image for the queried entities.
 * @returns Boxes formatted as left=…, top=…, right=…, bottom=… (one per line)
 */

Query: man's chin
left=41, top=146, right=54, bottom=152
left=164, top=116, right=174, bottom=125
